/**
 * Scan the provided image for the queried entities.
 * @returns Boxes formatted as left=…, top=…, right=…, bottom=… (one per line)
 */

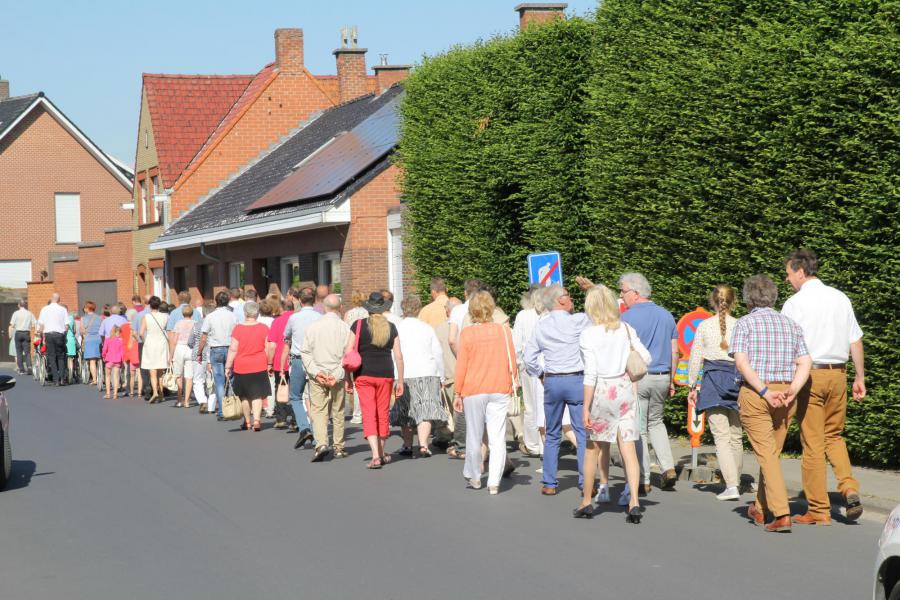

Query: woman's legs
left=400, top=426, right=415, bottom=449
left=356, top=377, right=382, bottom=460
left=417, top=420, right=433, bottom=450
left=484, top=395, right=508, bottom=488
left=251, top=399, right=262, bottom=424
left=241, top=399, right=251, bottom=425
left=89, top=359, right=97, bottom=384
left=111, top=366, right=120, bottom=397
left=183, top=376, right=193, bottom=408
left=618, top=432, right=641, bottom=510
left=597, top=442, right=610, bottom=487
left=149, top=369, right=160, bottom=398
left=581, top=441, right=602, bottom=507
left=463, top=394, right=488, bottom=482
left=707, top=408, right=740, bottom=489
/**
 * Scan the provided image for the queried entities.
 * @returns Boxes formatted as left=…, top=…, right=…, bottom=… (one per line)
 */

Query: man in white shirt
left=782, top=249, right=866, bottom=523
left=8, top=300, right=35, bottom=374
left=513, top=285, right=545, bottom=457
left=37, top=293, right=69, bottom=385
left=283, top=287, right=321, bottom=448
left=198, top=291, right=237, bottom=420
left=448, top=279, right=482, bottom=356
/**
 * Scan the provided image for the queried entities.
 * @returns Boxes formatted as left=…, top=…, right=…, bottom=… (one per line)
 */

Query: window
left=198, top=264, right=215, bottom=300
left=138, top=177, right=148, bottom=224
left=317, top=252, right=341, bottom=287
left=151, top=176, right=160, bottom=222
left=228, top=262, right=245, bottom=289
left=173, top=267, right=187, bottom=294
left=280, top=256, right=299, bottom=293
left=55, top=193, right=81, bottom=243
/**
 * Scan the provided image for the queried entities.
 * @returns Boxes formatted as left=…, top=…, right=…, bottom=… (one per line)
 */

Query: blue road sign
left=527, top=252, right=564, bottom=287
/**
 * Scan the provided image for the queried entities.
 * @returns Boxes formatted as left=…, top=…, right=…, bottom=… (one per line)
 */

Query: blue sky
left=2, top=0, right=596, bottom=164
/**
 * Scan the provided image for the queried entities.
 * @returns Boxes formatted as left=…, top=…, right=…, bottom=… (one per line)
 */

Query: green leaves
left=399, top=0, right=899, bottom=467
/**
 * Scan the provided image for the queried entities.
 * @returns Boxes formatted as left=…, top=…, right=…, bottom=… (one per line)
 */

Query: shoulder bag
left=624, top=324, right=648, bottom=382
left=502, top=324, right=523, bottom=417
left=341, top=320, right=363, bottom=372
left=222, top=379, right=243, bottom=420
left=151, top=313, right=178, bottom=391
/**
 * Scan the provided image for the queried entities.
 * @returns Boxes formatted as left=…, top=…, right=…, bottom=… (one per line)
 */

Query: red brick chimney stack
left=373, top=56, right=411, bottom=92
left=275, top=28, right=304, bottom=75
left=514, top=3, right=567, bottom=30
left=334, top=26, right=369, bottom=103
left=0, top=77, right=9, bottom=101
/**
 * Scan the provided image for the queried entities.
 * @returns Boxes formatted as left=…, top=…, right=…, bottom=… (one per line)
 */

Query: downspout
left=199, top=242, right=220, bottom=263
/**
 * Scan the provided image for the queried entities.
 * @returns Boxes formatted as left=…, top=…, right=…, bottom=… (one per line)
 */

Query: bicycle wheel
left=38, top=357, right=47, bottom=387
left=97, top=361, right=104, bottom=392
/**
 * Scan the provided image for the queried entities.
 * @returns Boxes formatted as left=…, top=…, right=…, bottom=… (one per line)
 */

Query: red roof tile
left=174, top=63, right=278, bottom=188
left=143, top=73, right=253, bottom=187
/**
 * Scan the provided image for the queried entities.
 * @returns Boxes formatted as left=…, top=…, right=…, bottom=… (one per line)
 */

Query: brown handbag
left=624, top=324, right=648, bottom=382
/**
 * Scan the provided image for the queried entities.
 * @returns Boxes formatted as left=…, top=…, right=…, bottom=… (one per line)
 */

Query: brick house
left=150, top=84, right=413, bottom=309
left=0, top=78, right=134, bottom=310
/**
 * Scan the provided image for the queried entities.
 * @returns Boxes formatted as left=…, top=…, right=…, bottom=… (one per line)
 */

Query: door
left=152, top=268, right=164, bottom=298
left=77, top=281, right=118, bottom=314
left=280, top=256, right=299, bottom=293
left=0, top=303, right=16, bottom=362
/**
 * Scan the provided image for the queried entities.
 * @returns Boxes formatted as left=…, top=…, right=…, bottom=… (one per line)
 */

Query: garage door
left=77, top=281, right=118, bottom=313
left=0, top=260, right=32, bottom=288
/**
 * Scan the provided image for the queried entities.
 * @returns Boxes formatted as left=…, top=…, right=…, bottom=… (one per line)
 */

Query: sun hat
left=362, top=292, right=392, bottom=314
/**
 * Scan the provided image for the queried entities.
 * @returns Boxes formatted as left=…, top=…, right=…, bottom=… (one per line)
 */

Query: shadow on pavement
left=5, top=459, right=44, bottom=491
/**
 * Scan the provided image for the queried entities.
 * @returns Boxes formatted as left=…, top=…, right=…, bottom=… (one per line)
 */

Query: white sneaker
left=488, top=486, right=499, bottom=495
left=716, top=486, right=740, bottom=501
left=618, top=483, right=631, bottom=506
left=535, top=467, right=543, bottom=474
left=595, top=485, right=610, bottom=503
left=350, top=416, right=363, bottom=424
left=467, top=478, right=482, bottom=490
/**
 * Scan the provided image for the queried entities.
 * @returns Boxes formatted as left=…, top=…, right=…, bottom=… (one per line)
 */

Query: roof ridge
left=330, top=91, right=377, bottom=110
left=143, top=73, right=254, bottom=80
left=0, top=92, right=41, bottom=103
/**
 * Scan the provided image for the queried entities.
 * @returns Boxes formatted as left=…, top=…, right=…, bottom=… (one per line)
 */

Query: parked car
left=875, top=504, right=900, bottom=600
left=0, top=374, right=13, bottom=489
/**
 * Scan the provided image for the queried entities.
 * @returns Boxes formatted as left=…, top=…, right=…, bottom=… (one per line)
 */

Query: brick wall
left=335, top=49, right=369, bottom=103
left=0, top=106, right=132, bottom=283
left=342, top=164, right=403, bottom=305
left=169, top=72, right=336, bottom=219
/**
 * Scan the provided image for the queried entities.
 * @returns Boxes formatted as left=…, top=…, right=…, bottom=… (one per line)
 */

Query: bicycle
left=31, top=339, right=47, bottom=387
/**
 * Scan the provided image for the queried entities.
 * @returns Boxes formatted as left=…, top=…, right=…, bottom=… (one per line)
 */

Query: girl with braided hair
left=687, top=285, right=744, bottom=501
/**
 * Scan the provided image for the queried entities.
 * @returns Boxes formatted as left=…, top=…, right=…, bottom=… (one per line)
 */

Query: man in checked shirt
left=731, top=274, right=811, bottom=533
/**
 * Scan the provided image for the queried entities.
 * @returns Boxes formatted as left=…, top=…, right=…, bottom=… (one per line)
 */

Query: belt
left=812, top=363, right=846, bottom=371
left=742, top=381, right=791, bottom=388
left=544, top=371, right=583, bottom=378
left=648, top=371, right=670, bottom=376
left=290, top=354, right=302, bottom=359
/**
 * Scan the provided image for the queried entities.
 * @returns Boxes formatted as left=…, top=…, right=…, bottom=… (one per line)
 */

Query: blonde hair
left=468, top=291, right=495, bottom=324
left=709, top=285, right=736, bottom=350
left=584, top=285, right=621, bottom=330
left=367, top=314, right=391, bottom=348
left=111, top=325, right=121, bottom=337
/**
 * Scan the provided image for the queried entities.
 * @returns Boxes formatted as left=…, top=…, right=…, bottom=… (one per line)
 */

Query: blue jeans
left=289, top=357, right=312, bottom=432
left=541, top=375, right=586, bottom=489
left=210, top=347, right=229, bottom=417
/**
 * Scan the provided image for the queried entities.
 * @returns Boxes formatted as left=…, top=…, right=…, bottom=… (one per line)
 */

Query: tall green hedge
left=397, top=1, right=899, bottom=467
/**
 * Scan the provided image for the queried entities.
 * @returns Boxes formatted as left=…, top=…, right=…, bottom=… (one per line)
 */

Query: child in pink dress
left=102, top=325, right=125, bottom=399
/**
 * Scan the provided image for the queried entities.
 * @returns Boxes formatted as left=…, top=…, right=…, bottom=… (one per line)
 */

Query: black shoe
left=626, top=506, right=643, bottom=524
left=398, top=446, right=413, bottom=457
left=560, top=440, right=576, bottom=455
left=502, top=458, right=516, bottom=479
left=311, top=446, right=329, bottom=462
left=294, top=429, right=313, bottom=450
left=199, top=406, right=209, bottom=414
left=286, top=423, right=299, bottom=433
left=216, top=416, right=225, bottom=422
left=573, top=504, right=594, bottom=519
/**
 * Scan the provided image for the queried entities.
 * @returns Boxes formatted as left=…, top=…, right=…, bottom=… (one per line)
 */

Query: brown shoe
left=747, top=503, right=765, bottom=526
left=844, top=491, right=863, bottom=521
left=661, top=468, right=677, bottom=489
left=640, top=483, right=652, bottom=496
left=764, top=515, right=792, bottom=533
left=791, top=512, right=832, bottom=526
left=541, top=486, right=557, bottom=496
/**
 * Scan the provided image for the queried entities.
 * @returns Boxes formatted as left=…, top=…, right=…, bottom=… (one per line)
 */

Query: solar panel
left=248, top=97, right=399, bottom=211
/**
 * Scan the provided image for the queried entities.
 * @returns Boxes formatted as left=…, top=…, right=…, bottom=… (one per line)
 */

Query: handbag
left=161, top=368, right=179, bottom=392
left=221, top=380, right=243, bottom=420
left=624, top=324, right=648, bottom=382
left=341, top=321, right=362, bottom=372
left=502, top=325, right=523, bottom=417
left=440, top=385, right=455, bottom=432
left=275, top=373, right=289, bottom=404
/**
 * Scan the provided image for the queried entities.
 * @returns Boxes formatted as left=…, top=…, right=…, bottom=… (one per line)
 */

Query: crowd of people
left=7, top=249, right=867, bottom=531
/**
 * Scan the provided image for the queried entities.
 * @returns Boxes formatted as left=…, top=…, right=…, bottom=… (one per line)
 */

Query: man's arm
left=734, top=352, right=786, bottom=408
left=785, top=355, right=812, bottom=406
left=197, top=332, right=208, bottom=357
left=448, top=322, right=460, bottom=357
left=523, top=327, right=543, bottom=378
left=850, top=340, right=866, bottom=400
left=669, top=338, right=679, bottom=397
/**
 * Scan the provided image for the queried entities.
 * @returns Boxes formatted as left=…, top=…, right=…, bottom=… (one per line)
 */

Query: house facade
left=0, top=79, right=134, bottom=309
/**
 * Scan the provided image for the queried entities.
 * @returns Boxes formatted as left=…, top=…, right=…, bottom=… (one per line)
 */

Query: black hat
left=363, top=292, right=392, bottom=314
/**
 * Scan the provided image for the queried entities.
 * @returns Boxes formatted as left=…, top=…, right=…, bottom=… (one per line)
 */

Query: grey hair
left=401, top=294, right=423, bottom=317
left=520, top=283, right=542, bottom=311
left=742, top=275, right=778, bottom=310
left=243, top=301, right=260, bottom=319
left=542, top=284, right=568, bottom=309
left=618, top=272, right=651, bottom=298
left=110, top=304, right=121, bottom=315
left=323, top=294, right=342, bottom=311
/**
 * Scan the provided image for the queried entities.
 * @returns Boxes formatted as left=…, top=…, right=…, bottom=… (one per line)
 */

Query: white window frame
left=152, top=267, right=164, bottom=298
left=317, top=251, right=341, bottom=287
left=0, top=260, right=32, bottom=288
left=55, top=193, right=81, bottom=243
left=151, top=176, right=160, bottom=222
left=387, top=213, right=403, bottom=316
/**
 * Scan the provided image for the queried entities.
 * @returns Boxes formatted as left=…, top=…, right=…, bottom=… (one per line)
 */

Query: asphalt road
left=0, top=367, right=883, bottom=600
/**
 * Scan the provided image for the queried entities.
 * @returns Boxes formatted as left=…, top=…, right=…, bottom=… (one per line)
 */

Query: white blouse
left=580, top=322, right=651, bottom=385
left=397, top=316, right=445, bottom=380
left=687, top=314, right=736, bottom=386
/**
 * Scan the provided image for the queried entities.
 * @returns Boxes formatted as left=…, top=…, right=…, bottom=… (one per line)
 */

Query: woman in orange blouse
left=453, top=291, right=518, bottom=495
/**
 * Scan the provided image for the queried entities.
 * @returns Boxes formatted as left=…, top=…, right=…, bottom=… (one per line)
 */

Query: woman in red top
left=267, top=298, right=297, bottom=430
left=225, top=302, right=274, bottom=431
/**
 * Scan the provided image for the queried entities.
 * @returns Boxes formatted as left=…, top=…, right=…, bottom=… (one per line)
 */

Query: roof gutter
left=199, top=242, right=220, bottom=263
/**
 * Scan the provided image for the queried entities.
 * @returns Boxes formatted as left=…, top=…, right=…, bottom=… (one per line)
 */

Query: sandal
left=367, top=457, right=383, bottom=469
left=252, top=420, right=261, bottom=432
left=447, top=447, right=465, bottom=460
left=241, top=421, right=249, bottom=431
left=381, top=454, right=393, bottom=465
left=419, top=447, right=432, bottom=458
left=397, top=446, right=413, bottom=457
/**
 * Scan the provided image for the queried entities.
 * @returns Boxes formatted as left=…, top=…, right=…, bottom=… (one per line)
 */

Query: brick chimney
left=514, top=3, right=567, bottom=30
left=333, top=26, right=369, bottom=103
left=275, top=28, right=304, bottom=75
left=373, top=56, right=411, bottom=92
left=0, top=76, right=9, bottom=101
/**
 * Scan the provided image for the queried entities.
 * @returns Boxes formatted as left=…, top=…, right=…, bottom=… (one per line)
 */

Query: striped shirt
left=730, top=307, right=809, bottom=383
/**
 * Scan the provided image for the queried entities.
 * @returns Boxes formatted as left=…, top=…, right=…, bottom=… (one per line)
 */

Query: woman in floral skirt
left=575, top=285, right=650, bottom=523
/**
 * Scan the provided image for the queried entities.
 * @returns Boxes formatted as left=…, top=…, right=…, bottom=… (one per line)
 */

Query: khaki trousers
left=738, top=383, right=795, bottom=518
left=796, top=369, right=859, bottom=517
left=309, top=379, right=346, bottom=451
left=706, top=407, right=744, bottom=490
